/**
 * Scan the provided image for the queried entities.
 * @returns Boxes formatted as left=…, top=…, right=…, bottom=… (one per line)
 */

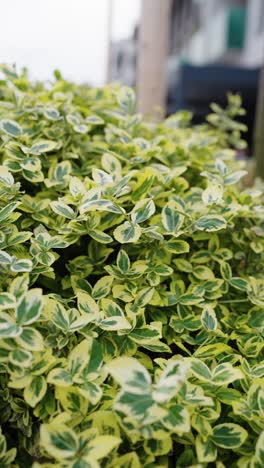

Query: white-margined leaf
left=0, top=119, right=22, bottom=137
left=0, top=202, right=19, bottom=224
left=15, top=289, right=43, bottom=325
left=162, top=201, right=184, bottom=233
left=114, top=222, right=142, bottom=244
left=201, top=305, right=217, bottom=331
left=80, top=199, right=125, bottom=215
left=196, top=215, right=227, bottom=232
left=211, top=423, right=248, bottom=448
left=153, top=360, right=190, bottom=403
left=50, top=201, right=76, bottom=220
left=40, top=424, right=79, bottom=460
left=106, top=357, right=151, bottom=395
left=202, top=183, right=223, bottom=205
left=131, top=198, right=155, bottom=224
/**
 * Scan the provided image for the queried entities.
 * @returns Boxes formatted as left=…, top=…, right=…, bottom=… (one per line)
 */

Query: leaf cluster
left=0, top=65, right=263, bottom=467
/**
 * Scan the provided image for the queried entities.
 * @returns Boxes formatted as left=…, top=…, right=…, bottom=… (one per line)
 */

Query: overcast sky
left=0, top=0, right=141, bottom=85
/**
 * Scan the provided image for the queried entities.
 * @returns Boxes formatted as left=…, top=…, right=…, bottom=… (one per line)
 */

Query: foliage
left=0, top=64, right=263, bottom=467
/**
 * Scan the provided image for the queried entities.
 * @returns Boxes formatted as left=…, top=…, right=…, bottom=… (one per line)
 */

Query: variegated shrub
left=0, top=65, right=263, bottom=467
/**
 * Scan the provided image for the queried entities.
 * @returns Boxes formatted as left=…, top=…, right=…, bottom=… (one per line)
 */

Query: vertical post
left=137, top=0, right=172, bottom=119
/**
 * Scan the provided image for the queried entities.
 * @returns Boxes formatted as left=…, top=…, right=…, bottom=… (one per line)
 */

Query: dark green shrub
left=0, top=65, right=263, bottom=467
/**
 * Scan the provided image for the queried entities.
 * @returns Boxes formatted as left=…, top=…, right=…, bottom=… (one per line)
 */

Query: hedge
left=0, top=65, right=263, bottom=467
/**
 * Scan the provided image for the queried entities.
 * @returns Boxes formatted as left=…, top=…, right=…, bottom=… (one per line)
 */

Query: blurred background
left=0, top=0, right=263, bottom=173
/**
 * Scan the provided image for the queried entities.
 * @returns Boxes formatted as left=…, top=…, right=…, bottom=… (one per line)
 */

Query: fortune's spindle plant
left=0, top=64, right=263, bottom=468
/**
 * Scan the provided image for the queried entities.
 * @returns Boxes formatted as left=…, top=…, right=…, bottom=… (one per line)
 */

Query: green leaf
left=23, top=168, right=44, bottom=183
left=82, top=338, right=103, bottom=377
left=100, top=316, right=131, bottom=331
left=178, top=293, right=203, bottom=305
left=55, top=387, right=88, bottom=415
left=224, top=170, right=247, bottom=185
left=10, top=259, right=33, bottom=272
left=66, top=114, right=80, bottom=126
left=101, top=152, right=122, bottom=173
left=211, top=363, right=244, bottom=385
left=69, top=176, right=84, bottom=197
left=191, top=359, right=212, bottom=382
left=132, top=170, right=155, bottom=201
left=167, top=239, right=190, bottom=254
left=16, top=327, right=44, bottom=351
left=256, top=431, right=264, bottom=465
left=0, top=202, right=19, bottom=224
left=24, top=375, right=47, bottom=407
left=106, top=357, right=151, bottom=395
left=131, top=199, right=155, bottom=224
left=201, top=305, right=217, bottom=331
left=77, top=292, right=100, bottom=321
left=162, top=201, right=184, bottom=232
left=0, top=166, right=14, bottom=186
left=144, top=436, right=172, bottom=457
left=112, top=452, right=140, bottom=468
left=154, top=264, right=173, bottom=276
left=229, top=277, right=250, bottom=291
left=193, top=265, right=214, bottom=280
left=162, top=404, right=190, bottom=433
left=133, top=287, right=153, bottom=308
left=117, top=249, right=130, bottom=273
left=86, top=115, right=104, bottom=125
left=129, top=326, right=160, bottom=344
left=211, top=423, right=248, bottom=448
left=114, top=389, right=154, bottom=419
left=47, top=368, right=73, bottom=387
left=202, top=183, right=223, bottom=205
left=196, top=436, right=217, bottom=463
left=194, top=343, right=232, bottom=359
left=80, top=199, right=124, bottom=215
left=220, top=261, right=232, bottom=280
left=53, top=161, right=71, bottom=182
left=0, top=293, right=16, bottom=310
left=0, top=119, right=22, bottom=137
left=21, top=157, right=41, bottom=172
left=101, top=299, right=124, bottom=317
left=0, top=312, right=21, bottom=338
left=9, top=349, right=32, bottom=367
left=248, top=308, right=264, bottom=329
left=153, top=360, right=190, bottom=403
left=88, top=229, right=113, bottom=244
left=173, top=258, right=193, bottom=272
left=30, top=140, right=58, bottom=154
left=50, top=201, right=76, bottom=220
left=74, top=123, right=89, bottom=133
left=0, top=448, right=17, bottom=468
left=44, top=107, right=60, bottom=121
left=69, top=339, right=92, bottom=376
left=40, top=424, right=79, bottom=460
left=117, top=87, right=135, bottom=113
left=16, top=289, right=43, bottom=325
left=79, top=381, right=102, bottom=405
left=92, top=276, right=113, bottom=300
left=114, top=222, right=142, bottom=244
left=84, top=434, right=121, bottom=461
left=0, top=250, right=13, bottom=264
left=92, top=168, right=113, bottom=185
left=215, top=158, right=228, bottom=175
left=196, top=215, right=227, bottom=232
left=191, top=250, right=211, bottom=264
